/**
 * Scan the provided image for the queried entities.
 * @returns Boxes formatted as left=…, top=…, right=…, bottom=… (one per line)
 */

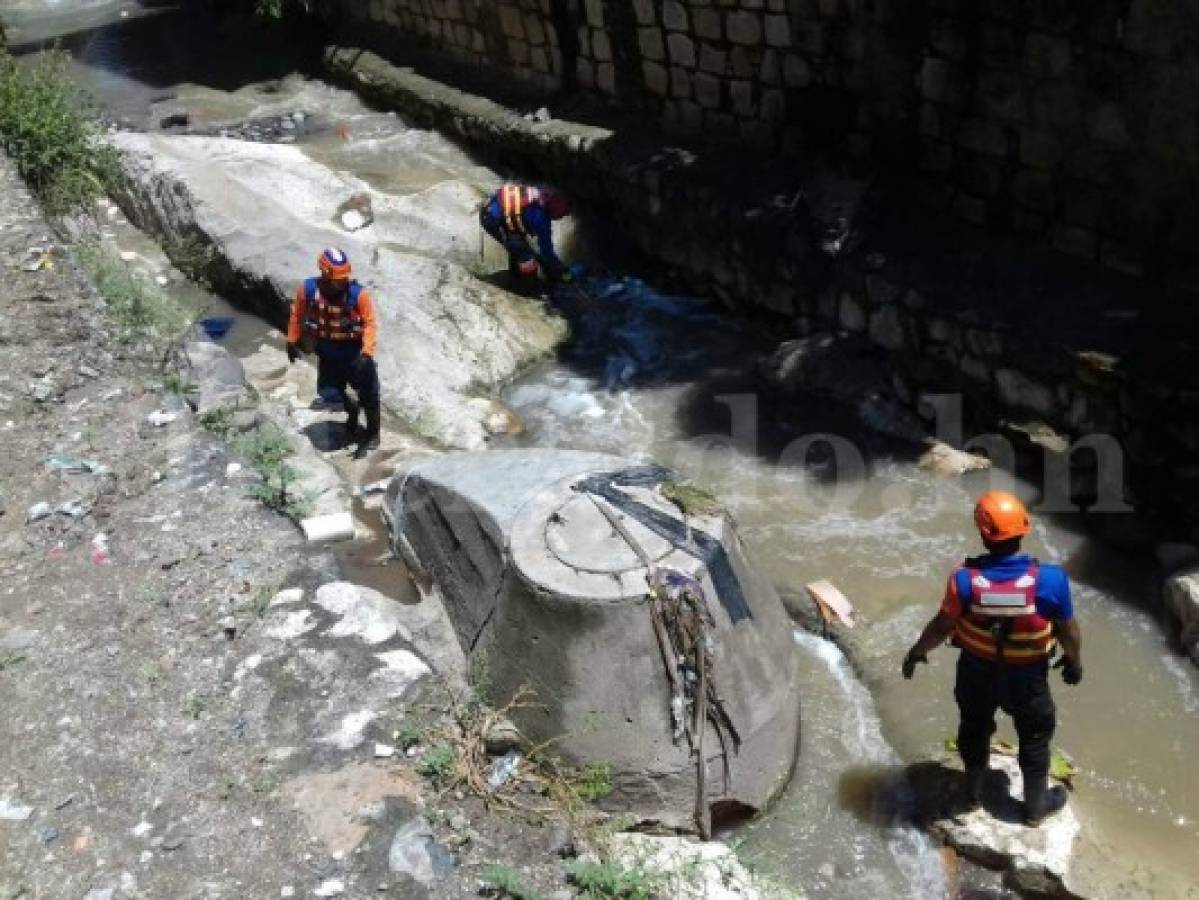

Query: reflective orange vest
left=498, top=184, right=541, bottom=235
left=953, top=564, right=1056, bottom=665
left=302, top=278, right=364, bottom=343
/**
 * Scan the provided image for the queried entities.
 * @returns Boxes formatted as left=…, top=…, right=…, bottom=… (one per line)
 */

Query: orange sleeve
left=940, top=570, right=963, bottom=619
left=358, top=289, right=378, bottom=358
left=287, top=285, right=306, bottom=344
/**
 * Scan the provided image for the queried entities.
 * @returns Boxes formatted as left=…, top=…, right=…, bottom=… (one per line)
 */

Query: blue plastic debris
left=200, top=316, right=234, bottom=340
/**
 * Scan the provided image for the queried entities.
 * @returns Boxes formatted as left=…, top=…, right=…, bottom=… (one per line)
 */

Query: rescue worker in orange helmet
left=479, top=184, right=572, bottom=286
left=902, top=491, right=1083, bottom=826
left=286, top=248, right=381, bottom=459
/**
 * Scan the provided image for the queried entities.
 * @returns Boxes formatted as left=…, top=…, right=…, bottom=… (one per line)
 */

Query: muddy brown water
left=10, top=3, right=1199, bottom=896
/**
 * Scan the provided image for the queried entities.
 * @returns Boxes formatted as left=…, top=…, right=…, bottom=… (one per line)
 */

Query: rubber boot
left=1023, top=776, right=1068, bottom=827
left=353, top=402, right=381, bottom=460
left=962, top=766, right=987, bottom=810
left=343, top=397, right=361, bottom=445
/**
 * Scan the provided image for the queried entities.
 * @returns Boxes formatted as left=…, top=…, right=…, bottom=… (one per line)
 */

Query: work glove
left=1053, top=656, right=1083, bottom=685
left=286, top=342, right=300, bottom=364
left=901, top=649, right=927, bottom=680
left=351, top=353, right=374, bottom=378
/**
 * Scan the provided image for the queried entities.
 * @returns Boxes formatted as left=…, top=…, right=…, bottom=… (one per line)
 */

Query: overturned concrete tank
left=386, top=449, right=801, bottom=832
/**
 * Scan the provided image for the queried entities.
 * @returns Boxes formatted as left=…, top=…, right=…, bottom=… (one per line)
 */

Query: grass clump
left=78, top=245, right=190, bottom=348
left=0, top=49, right=118, bottom=216
left=480, top=864, right=542, bottom=900
left=236, top=425, right=313, bottom=522
left=572, top=762, right=614, bottom=803
left=660, top=481, right=723, bottom=517
left=416, top=744, right=456, bottom=783
left=568, top=861, right=658, bottom=900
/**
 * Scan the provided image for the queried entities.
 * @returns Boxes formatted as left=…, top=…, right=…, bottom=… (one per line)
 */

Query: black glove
left=902, top=649, right=927, bottom=680
left=351, top=353, right=375, bottom=379
left=286, top=342, right=300, bottom=364
left=1053, top=656, right=1083, bottom=685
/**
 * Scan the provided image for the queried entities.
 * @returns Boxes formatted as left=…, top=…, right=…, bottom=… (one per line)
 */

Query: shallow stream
left=9, top=3, right=1199, bottom=896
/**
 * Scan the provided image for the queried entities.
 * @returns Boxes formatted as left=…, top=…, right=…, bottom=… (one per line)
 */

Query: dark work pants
left=479, top=208, right=535, bottom=279
left=954, top=655, right=1055, bottom=784
left=316, top=349, right=379, bottom=407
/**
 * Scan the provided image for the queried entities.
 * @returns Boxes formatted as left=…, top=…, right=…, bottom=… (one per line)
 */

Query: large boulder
left=110, top=132, right=567, bottom=449
left=386, top=449, right=801, bottom=833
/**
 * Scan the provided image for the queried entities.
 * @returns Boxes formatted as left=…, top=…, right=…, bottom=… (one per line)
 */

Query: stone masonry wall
left=321, top=0, right=1198, bottom=283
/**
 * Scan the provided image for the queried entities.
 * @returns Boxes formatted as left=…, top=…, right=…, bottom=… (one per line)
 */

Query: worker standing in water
left=286, top=248, right=381, bottom=460
left=902, top=491, right=1083, bottom=826
left=479, top=184, right=573, bottom=288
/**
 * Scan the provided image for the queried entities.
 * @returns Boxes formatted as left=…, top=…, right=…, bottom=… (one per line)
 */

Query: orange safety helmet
left=318, top=247, right=352, bottom=281
left=973, top=491, right=1031, bottom=542
left=542, top=189, right=571, bottom=220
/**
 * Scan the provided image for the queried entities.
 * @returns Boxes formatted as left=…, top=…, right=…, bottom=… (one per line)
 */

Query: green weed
left=480, top=864, right=542, bottom=900
left=416, top=744, right=455, bottom=783
left=396, top=722, right=424, bottom=750
left=568, top=861, right=658, bottom=900
left=573, top=762, right=614, bottom=802
left=0, top=652, right=26, bottom=672
left=183, top=695, right=207, bottom=720
left=660, top=480, right=723, bottom=517
left=78, top=245, right=190, bottom=348
left=199, top=407, right=236, bottom=440
left=0, top=49, right=118, bottom=216
left=236, top=426, right=312, bottom=522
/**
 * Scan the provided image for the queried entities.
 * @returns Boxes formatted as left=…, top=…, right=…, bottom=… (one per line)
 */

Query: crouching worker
left=286, top=248, right=381, bottom=460
left=480, top=184, right=573, bottom=288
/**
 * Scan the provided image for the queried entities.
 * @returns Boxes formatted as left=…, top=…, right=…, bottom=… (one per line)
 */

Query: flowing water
left=9, top=3, right=1199, bottom=896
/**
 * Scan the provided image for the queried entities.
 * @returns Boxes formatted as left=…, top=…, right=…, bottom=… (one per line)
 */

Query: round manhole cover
left=544, top=493, right=675, bottom=575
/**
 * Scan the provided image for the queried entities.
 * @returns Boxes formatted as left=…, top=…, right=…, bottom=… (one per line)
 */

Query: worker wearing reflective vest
left=286, top=248, right=381, bottom=459
left=902, top=491, right=1083, bottom=827
left=479, top=184, right=572, bottom=285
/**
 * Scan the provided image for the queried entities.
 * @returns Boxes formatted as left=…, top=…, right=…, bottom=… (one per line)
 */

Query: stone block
left=979, top=23, right=1019, bottom=66
left=760, top=49, right=781, bottom=84
left=499, top=5, right=525, bottom=38
left=671, top=66, right=693, bottom=99
left=1053, top=225, right=1097, bottom=259
left=597, top=62, right=616, bottom=95
left=761, top=88, right=786, bottom=122
left=929, top=17, right=968, bottom=61
left=765, top=14, right=791, bottom=47
left=584, top=0, right=604, bottom=28
left=783, top=53, right=811, bottom=88
left=643, top=60, right=669, bottom=96
left=960, top=154, right=1004, bottom=198
left=1063, top=183, right=1102, bottom=228
left=919, top=102, right=942, bottom=137
left=1100, top=241, right=1145, bottom=277
left=679, top=100, right=704, bottom=133
left=639, top=27, right=666, bottom=61
left=869, top=305, right=906, bottom=351
left=921, top=56, right=967, bottom=107
left=794, top=19, right=826, bottom=55
left=663, top=0, right=689, bottom=31
left=1024, top=32, right=1072, bottom=78
left=1012, top=168, right=1055, bottom=212
left=1011, top=208, right=1048, bottom=235
left=1030, top=82, right=1081, bottom=129
left=743, top=0, right=766, bottom=8
left=695, top=8, right=722, bottom=40
left=530, top=46, right=550, bottom=72
left=727, top=11, right=764, bottom=45
left=593, top=30, right=612, bottom=62
left=508, top=37, right=530, bottom=64
left=978, top=69, right=1026, bottom=122
left=576, top=56, right=595, bottom=88
left=667, top=33, right=696, bottom=68
left=919, top=140, right=954, bottom=176
left=1088, top=103, right=1132, bottom=147
left=927, top=316, right=959, bottom=344
left=699, top=44, right=728, bottom=75
left=953, top=192, right=988, bottom=225
left=956, top=118, right=1010, bottom=158
left=1019, top=129, right=1063, bottom=169
left=577, top=26, right=590, bottom=56
left=730, top=79, right=756, bottom=116
left=695, top=72, right=723, bottom=109
left=729, top=47, right=754, bottom=78
left=525, top=14, right=545, bottom=45
left=839, top=293, right=867, bottom=333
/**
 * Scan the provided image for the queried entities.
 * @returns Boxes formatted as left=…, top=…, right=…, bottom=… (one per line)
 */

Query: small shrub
left=0, top=49, right=118, bottom=215
left=200, top=407, right=236, bottom=439
left=416, top=744, right=455, bottom=783
left=236, top=426, right=312, bottom=521
left=480, top=864, right=542, bottom=900
left=568, top=861, right=658, bottom=900
left=396, top=723, right=424, bottom=750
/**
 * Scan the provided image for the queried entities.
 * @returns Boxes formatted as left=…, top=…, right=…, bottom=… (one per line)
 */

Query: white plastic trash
left=300, top=512, right=355, bottom=543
